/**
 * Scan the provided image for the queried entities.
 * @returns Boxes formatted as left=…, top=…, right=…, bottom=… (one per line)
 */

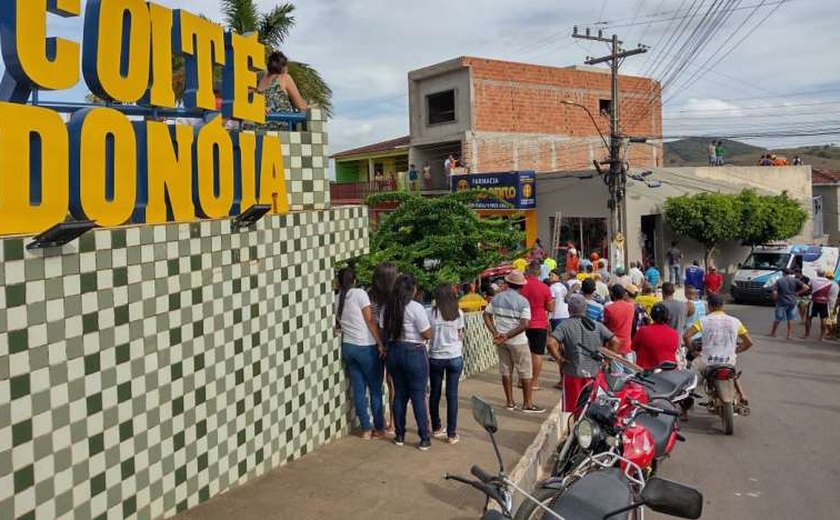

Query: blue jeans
left=429, top=356, right=463, bottom=437
left=341, top=342, right=385, bottom=431
left=386, top=340, right=430, bottom=440
left=669, top=264, right=681, bottom=285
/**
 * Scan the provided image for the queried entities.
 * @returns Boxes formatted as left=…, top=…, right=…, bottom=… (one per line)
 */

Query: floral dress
left=261, top=76, right=296, bottom=132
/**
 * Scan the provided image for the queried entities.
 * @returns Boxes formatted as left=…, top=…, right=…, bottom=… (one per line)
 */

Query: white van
left=730, top=244, right=840, bottom=303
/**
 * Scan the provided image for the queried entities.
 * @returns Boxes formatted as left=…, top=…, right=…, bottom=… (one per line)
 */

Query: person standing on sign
left=256, top=51, right=308, bottom=132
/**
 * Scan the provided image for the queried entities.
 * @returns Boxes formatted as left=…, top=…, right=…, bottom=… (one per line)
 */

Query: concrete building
left=407, top=56, right=662, bottom=185
left=811, top=168, right=840, bottom=244
left=536, top=165, right=816, bottom=282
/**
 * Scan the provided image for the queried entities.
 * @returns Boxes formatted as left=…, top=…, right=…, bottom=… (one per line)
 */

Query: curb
left=499, top=399, right=571, bottom=511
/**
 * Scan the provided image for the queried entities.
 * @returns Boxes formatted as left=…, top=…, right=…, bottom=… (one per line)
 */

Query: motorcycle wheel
left=513, top=487, right=564, bottom=520
left=722, top=402, right=735, bottom=435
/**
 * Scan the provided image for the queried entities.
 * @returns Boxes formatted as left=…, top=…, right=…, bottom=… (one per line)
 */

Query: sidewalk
left=175, top=367, right=561, bottom=520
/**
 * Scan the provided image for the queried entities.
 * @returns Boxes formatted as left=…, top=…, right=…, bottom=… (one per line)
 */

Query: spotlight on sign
left=232, top=205, right=272, bottom=231
left=27, top=221, right=96, bottom=250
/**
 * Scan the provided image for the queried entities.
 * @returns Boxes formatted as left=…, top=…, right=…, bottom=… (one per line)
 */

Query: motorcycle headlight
left=575, top=419, right=602, bottom=449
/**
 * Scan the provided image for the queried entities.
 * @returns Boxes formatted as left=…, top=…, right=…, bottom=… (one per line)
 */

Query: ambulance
left=730, top=244, right=840, bottom=303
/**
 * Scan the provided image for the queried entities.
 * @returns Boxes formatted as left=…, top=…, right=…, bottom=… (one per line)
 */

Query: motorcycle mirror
left=641, top=477, right=703, bottom=519
left=471, top=396, right=498, bottom=434
left=658, top=361, right=678, bottom=371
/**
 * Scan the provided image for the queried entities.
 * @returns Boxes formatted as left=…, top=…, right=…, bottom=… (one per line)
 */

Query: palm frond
left=287, top=61, right=333, bottom=118
left=258, top=3, right=295, bottom=48
left=221, top=0, right=260, bottom=34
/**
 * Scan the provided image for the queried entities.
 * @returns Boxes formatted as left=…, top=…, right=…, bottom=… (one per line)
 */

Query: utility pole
left=571, top=27, right=647, bottom=269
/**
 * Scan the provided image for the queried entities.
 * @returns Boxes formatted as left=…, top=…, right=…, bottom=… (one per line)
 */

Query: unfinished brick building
left=407, top=56, right=662, bottom=185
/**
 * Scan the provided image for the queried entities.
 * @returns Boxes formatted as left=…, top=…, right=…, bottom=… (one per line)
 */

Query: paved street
left=652, top=303, right=840, bottom=519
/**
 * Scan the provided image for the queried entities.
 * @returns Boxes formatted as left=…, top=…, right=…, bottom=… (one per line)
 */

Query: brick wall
left=461, top=57, right=662, bottom=172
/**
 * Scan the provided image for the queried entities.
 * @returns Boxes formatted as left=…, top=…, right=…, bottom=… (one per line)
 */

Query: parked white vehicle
left=730, top=244, right=840, bottom=303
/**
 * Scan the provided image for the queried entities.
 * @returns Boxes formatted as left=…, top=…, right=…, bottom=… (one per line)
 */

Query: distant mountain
left=663, top=138, right=761, bottom=165
left=663, top=139, right=840, bottom=170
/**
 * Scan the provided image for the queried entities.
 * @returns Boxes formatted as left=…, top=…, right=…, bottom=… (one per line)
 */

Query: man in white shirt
left=484, top=271, right=544, bottom=413
left=629, top=261, right=645, bottom=287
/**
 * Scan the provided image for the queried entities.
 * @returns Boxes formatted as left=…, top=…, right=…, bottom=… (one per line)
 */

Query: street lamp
left=560, top=100, right=610, bottom=151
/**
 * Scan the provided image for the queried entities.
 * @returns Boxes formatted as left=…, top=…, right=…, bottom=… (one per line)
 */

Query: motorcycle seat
left=705, top=364, right=737, bottom=380
left=633, top=399, right=678, bottom=457
left=549, top=467, right=633, bottom=520
left=643, top=369, right=696, bottom=401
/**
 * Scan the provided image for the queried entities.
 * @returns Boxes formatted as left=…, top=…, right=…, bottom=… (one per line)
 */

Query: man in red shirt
left=604, top=284, right=636, bottom=364
left=520, top=262, right=555, bottom=390
left=704, top=266, right=724, bottom=295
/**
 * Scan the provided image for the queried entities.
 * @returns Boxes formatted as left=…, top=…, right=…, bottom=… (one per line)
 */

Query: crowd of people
left=332, top=239, right=752, bottom=450
left=479, top=241, right=739, bottom=415
left=768, top=267, right=840, bottom=342
left=335, top=262, right=468, bottom=450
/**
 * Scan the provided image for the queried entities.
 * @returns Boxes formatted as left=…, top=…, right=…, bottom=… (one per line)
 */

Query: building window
left=599, top=99, right=612, bottom=117
left=427, top=90, right=456, bottom=125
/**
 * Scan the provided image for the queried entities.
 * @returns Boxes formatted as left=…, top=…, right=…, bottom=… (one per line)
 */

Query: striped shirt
left=585, top=298, right=604, bottom=322
left=485, top=289, right=531, bottom=345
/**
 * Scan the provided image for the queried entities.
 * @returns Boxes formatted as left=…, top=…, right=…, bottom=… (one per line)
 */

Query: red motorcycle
left=553, top=348, right=695, bottom=478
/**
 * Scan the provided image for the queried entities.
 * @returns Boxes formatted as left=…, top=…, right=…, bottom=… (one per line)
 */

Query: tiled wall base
left=0, top=207, right=368, bottom=520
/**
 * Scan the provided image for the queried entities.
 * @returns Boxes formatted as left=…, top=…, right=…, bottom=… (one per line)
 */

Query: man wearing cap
left=548, top=295, right=620, bottom=415
left=704, top=266, right=724, bottom=295
left=484, top=271, right=546, bottom=413
left=613, top=266, right=631, bottom=289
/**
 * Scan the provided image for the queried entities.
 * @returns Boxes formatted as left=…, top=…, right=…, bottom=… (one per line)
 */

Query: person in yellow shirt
left=458, top=282, right=488, bottom=312
left=576, top=264, right=594, bottom=282
left=635, top=285, right=661, bottom=314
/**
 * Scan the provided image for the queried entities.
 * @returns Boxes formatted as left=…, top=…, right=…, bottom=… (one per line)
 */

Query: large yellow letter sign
left=69, top=108, right=138, bottom=227
left=82, top=0, right=151, bottom=103
left=0, top=103, right=69, bottom=235
left=194, top=117, right=235, bottom=219
left=0, top=0, right=81, bottom=93
left=176, top=10, right=225, bottom=111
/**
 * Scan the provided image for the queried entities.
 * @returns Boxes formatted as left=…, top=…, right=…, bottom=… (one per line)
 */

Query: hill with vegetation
left=663, top=138, right=840, bottom=170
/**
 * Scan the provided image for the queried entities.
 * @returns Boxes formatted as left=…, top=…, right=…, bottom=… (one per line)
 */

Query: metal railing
left=28, top=99, right=308, bottom=130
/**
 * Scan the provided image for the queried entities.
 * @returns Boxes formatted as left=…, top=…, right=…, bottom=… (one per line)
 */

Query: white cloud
left=2, top=0, right=838, bottom=149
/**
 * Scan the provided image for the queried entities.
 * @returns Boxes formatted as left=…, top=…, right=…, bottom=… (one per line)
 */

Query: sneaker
left=418, top=439, right=432, bottom=451
left=505, top=402, right=517, bottom=411
left=393, top=435, right=405, bottom=447
left=522, top=404, right=546, bottom=414
left=447, top=435, right=460, bottom=445
left=432, top=428, right=447, bottom=439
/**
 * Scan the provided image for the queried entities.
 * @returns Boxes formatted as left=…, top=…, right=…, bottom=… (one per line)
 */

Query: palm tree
left=221, top=0, right=333, bottom=117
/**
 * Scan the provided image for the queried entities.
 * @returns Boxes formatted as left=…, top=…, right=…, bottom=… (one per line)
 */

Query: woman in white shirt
left=336, top=268, right=386, bottom=439
left=548, top=270, right=570, bottom=330
left=428, top=284, right=465, bottom=444
left=381, top=274, right=433, bottom=450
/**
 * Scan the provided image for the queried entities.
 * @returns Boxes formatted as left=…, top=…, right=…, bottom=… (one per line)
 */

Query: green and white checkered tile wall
left=0, top=207, right=368, bottom=520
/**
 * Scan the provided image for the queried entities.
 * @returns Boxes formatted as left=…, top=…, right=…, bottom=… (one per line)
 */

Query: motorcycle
left=446, top=396, right=703, bottom=520
left=702, top=364, right=749, bottom=435
left=552, top=347, right=696, bottom=480
left=689, top=338, right=750, bottom=435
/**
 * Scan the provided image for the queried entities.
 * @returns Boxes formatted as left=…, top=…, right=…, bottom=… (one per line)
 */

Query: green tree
left=663, top=192, right=742, bottom=268
left=354, top=192, right=525, bottom=292
left=221, top=0, right=333, bottom=116
left=737, top=190, right=808, bottom=248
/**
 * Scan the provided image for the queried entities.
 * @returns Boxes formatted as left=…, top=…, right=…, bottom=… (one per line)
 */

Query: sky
left=6, top=0, right=840, bottom=159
